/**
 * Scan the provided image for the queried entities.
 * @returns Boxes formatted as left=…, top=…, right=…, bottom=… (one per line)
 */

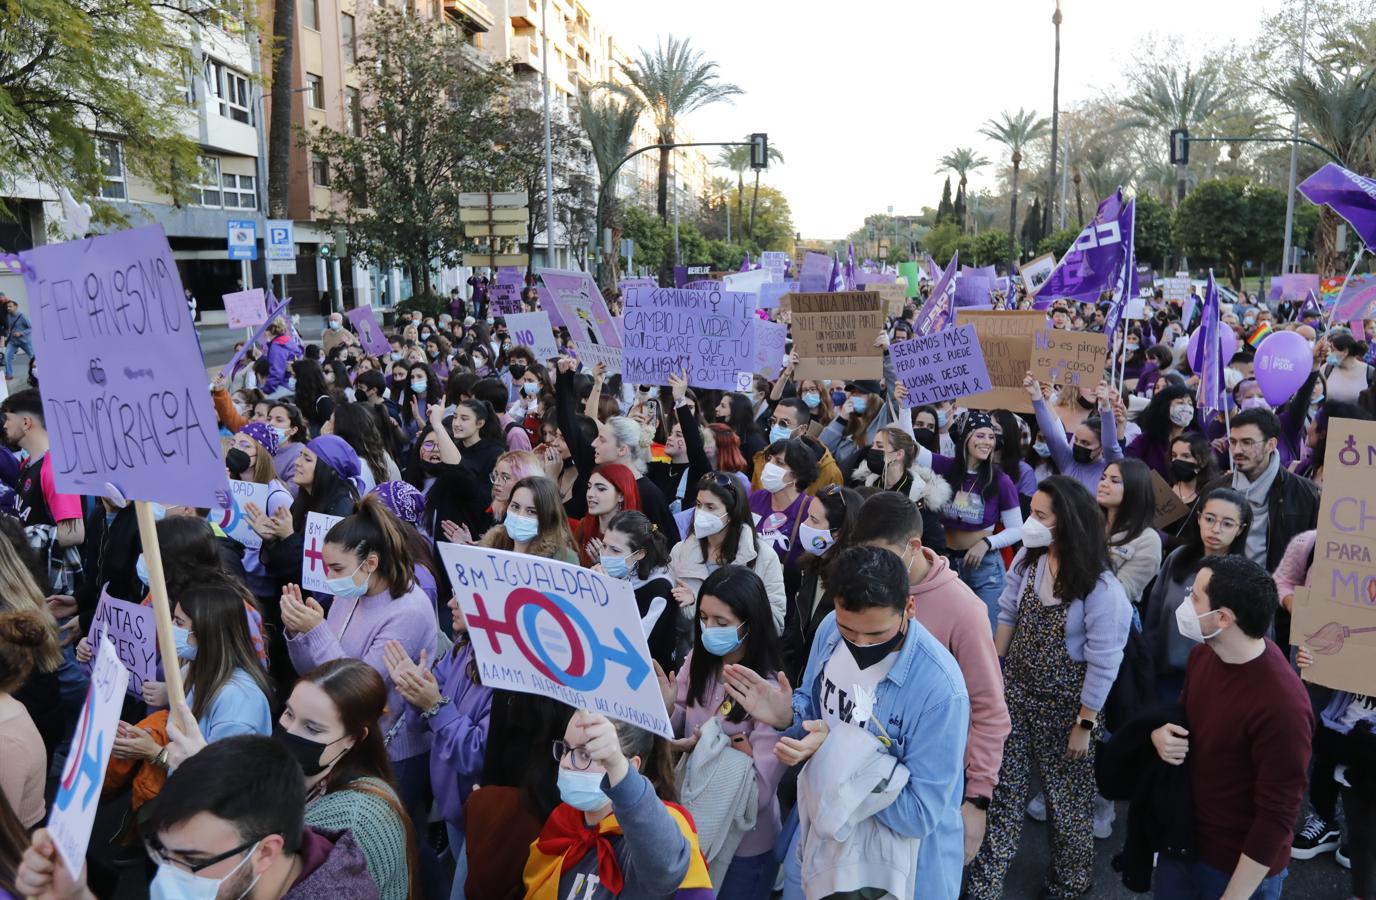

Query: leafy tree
left=621, top=205, right=670, bottom=274
left=936, top=177, right=955, bottom=224
left=922, top=223, right=963, bottom=267
left=1036, top=226, right=1082, bottom=258
left=675, top=221, right=710, bottom=267
left=704, top=239, right=746, bottom=271
left=967, top=230, right=1008, bottom=267
left=738, top=184, right=795, bottom=254
left=1133, top=193, right=1175, bottom=269
left=715, top=144, right=750, bottom=234
left=980, top=108, right=1050, bottom=270
left=1173, top=178, right=1288, bottom=288
left=1122, top=57, right=1232, bottom=205
left=747, top=138, right=784, bottom=239
left=308, top=8, right=508, bottom=297
left=937, top=147, right=990, bottom=231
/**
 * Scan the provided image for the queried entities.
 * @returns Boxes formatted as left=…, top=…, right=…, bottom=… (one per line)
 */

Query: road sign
left=266, top=218, right=296, bottom=275
left=227, top=220, right=257, bottom=261
left=463, top=253, right=529, bottom=268
left=460, top=207, right=529, bottom=223
left=464, top=222, right=527, bottom=238
left=459, top=191, right=529, bottom=208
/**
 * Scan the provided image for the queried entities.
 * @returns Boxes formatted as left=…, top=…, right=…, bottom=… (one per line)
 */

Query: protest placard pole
left=134, top=501, right=189, bottom=732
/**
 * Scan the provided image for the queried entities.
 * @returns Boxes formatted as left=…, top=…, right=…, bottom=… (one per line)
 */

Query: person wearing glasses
left=528, top=709, right=713, bottom=899
left=750, top=398, right=843, bottom=497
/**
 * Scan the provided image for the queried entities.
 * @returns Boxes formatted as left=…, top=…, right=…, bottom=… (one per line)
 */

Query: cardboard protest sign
left=221, top=292, right=291, bottom=380
left=1149, top=470, right=1191, bottom=530
left=538, top=268, right=621, bottom=348
left=1031, top=327, right=1109, bottom=391
left=955, top=310, right=1044, bottom=413
left=890, top=325, right=993, bottom=406
left=787, top=291, right=885, bottom=380
left=861, top=281, right=907, bottom=318
left=622, top=287, right=756, bottom=390
left=213, top=479, right=285, bottom=549
left=48, top=639, right=127, bottom=879
left=437, top=542, right=670, bottom=737
left=88, top=585, right=156, bottom=696
left=489, top=282, right=522, bottom=316
left=18, top=225, right=228, bottom=508
left=505, top=311, right=560, bottom=361
left=222, top=288, right=268, bottom=328
left=1293, top=418, right=1376, bottom=695
left=753, top=319, right=788, bottom=379
left=301, top=511, right=345, bottom=592
left=1021, top=253, right=1056, bottom=296
left=345, top=305, right=392, bottom=357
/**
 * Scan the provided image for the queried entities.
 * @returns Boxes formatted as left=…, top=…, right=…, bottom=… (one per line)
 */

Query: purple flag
left=914, top=251, right=958, bottom=336
left=1298, top=162, right=1376, bottom=248
left=827, top=255, right=841, bottom=292
left=845, top=242, right=856, bottom=290
left=927, top=258, right=942, bottom=282
left=1190, top=271, right=1225, bottom=416
left=739, top=252, right=751, bottom=272
left=1300, top=290, right=1324, bottom=318
left=1103, top=198, right=1137, bottom=335
left=1035, top=189, right=1131, bottom=308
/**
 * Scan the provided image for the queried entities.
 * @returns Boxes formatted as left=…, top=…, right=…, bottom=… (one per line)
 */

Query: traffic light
left=1169, top=128, right=1190, bottom=166
left=319, top=243, right=334, bottom=258
left=749, top=133, right=769, bottom=170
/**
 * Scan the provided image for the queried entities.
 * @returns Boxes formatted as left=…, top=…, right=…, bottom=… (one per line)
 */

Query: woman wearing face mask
left=965, top=477, right=1130, bottom=900
left=912, top=412, right=1023, bottom=630
left=1131, top=344, right=1175, bottom=398
left=670, top=474, right=786, bottom=639
left=749, top=438, right=817, bottom=571
left=597, top=511, right=679, bottom=671
left=510, top=362, right=554, bottom=443
left=1118, top=328, right=1147, bottom=387
left=790, top=485, right=862, bottom=678
left=402, top=363, right=443, bottom=438
left=226, top=422, right=293, bottom=601
left=1095, top=459, right=1163, bottom=608
left=646, top=374, right=712, bottom=518
left=1322, top=330, right=1374, bottom=404
left=267, top=402, right=309, bottom=496
left=1158, top=433, right=1219, bottom=548
left=479, top=449, right=543, bottom=524
left=256, top=435, right=363, bottom=595
left=851, top=424, right=950, bottom=549
left=480, top=475, right=578, bottom=563
left=990, top=409, right=1037, bottom=514
left=1141, top=488, right=1251, bottom=703
left=1025, top=374, right=1123, bottom=493
left=422, top=400, right=504, bottom=541
left=796, top=378, right=834, bottom=427
left=819, top=379, right=891, bottom=474
left=573, top=464, right=641, bottom=567
left=425, top=335, right=453, bottom=382
left=715, top=393, right=766, bottom=463
left=656, top=565, right=785, bottom=897
left=1124, top=384, right=1197, bottom=479
left=1049, top=380, right=1098, bottom=436
left=911, top=405, right=941, bottom=455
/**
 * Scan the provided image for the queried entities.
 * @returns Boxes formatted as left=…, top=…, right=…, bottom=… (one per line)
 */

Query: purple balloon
left=1253, top=331, right=1312, bottom=405
left=1187, top=324, right=1238, bottom=369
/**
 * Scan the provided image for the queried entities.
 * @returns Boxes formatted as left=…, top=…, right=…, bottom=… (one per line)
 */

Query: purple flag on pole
left=739, top=252, right=751, bottom=272
left=914, top=251, right=958, bottom=336
left=1103, top=198, right=1137, bottom=335
left=1190, top=271, right=1225, bottom=417
left=1300, top=290, right=1324, bottom=318
left=845, top=242, right=856, bottom=290
left=1298, top=162, right=1376, bottom=248
left=1035, top=189, right=1131, bottom=308
left=828, top=255, right=841, bottom=292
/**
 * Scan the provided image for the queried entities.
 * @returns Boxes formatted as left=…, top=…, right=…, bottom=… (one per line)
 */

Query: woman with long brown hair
left=479, top=475, right=578, bottom=563
left=0, top=538, right=62, bottom=763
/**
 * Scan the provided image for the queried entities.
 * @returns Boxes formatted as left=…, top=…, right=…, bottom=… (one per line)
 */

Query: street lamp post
left=1045, top=0, right=1062, bottom=235
left=540, top=0, right=556, bottom=269
left=1281, top=0, right=1312, bottom=274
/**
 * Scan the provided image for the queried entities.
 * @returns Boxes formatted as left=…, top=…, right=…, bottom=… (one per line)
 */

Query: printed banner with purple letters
left=18, top=225, right=228, bottom=507
left=621, top=286, right=756, bottom=390
left=346, top=305, right=392, bottom=357
left=890, top=324, right=993, bottom=406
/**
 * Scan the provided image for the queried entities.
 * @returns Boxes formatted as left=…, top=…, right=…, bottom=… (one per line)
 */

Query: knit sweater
left=1108, top=528, right=1163, bottom=607
left=287, top=583, right=438, bottom=761
left=304, top=778, right=410, bottom=900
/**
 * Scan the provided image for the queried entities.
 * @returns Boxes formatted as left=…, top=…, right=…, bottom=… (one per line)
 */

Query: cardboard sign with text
left=1293, top=418, right=1376, bottom=695
left=1031, top=327, right=1109, bottom=391
left=787, top=291, right=884, bottom=380
left=859, top=281, right=907, bottom=318
left=301, top=512, right=345, bottom=592
left=891, top=324, right=993, bottom=406
left=621, top=287, right=756, bottom=390
left=1150, top=470, right=1191, bottom=531
left=88, top=586, right=156, bottom=697
left=954, top=310, right=1044, bottom=412
left=223, top=288, right=268, bottom=328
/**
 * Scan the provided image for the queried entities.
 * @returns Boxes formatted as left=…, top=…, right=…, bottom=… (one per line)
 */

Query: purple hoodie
left=265, top=333, right=304, bottom=392
left=404, top=639, right=492, bottom=829
left=284, top=827, right=380, bottom=900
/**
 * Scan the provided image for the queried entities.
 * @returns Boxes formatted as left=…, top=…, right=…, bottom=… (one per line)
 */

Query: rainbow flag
left=1246, top=320, right=1273, bottom=349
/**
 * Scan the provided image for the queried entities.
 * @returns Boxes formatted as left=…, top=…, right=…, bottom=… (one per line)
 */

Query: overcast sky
left=588, top=0, right=1283, bottom=238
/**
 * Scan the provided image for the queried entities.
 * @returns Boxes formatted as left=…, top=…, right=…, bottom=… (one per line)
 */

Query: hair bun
left=0, top=610, right=50, bottom=649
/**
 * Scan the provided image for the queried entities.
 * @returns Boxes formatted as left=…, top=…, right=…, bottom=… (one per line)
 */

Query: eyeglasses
left=1199, top=513, right=1241, bottom=531
left=145, top=835, right=267, bottom=874
left=700, top=472, right=738, bottom=501
left=490, top=470, right=514, bottom=485
left=819, top=484, right=848, bottom=512
left=421, top=440, right=438, bottom=452
left=552, top=739, right=593, bottom=770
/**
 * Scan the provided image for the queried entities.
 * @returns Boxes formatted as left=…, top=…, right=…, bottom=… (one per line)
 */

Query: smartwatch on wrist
left=1077, top=716, right=1096, bottom=731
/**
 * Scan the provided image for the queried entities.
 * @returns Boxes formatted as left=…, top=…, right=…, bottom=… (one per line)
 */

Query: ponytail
left=460, top=398, right=505, bottom=445
left=325, top=494, right=416, bottom=596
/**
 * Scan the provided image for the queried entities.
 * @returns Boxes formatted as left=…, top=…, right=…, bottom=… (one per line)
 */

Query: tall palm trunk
left=1008, top=159, right=1021, bottom=273
left=1317, top=207, right=1341, bottom=278
left=958, top=174, right=968, bottom=231
left=1073, top=170, right=1084, bottom=227
left=655, top=125, right=672, bottom=219
left=748, top=169, right=761, bottom=239
left=736, top=172, right=745, bottom=229
left=267, top=0, right=296, bottom=218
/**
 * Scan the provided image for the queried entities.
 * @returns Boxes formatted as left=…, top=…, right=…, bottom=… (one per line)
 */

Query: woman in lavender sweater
left=282, top=495, right=439, bottom=831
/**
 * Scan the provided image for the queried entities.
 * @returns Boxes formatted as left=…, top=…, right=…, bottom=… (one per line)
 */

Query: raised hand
left=722, top=664, right=794, bottom=730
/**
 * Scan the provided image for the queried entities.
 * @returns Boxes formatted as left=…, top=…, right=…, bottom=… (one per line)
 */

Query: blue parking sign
left=227, top=220, right=257, bottom=260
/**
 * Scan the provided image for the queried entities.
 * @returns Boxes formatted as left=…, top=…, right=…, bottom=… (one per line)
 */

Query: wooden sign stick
left=134, top=500, right=191, bottom=734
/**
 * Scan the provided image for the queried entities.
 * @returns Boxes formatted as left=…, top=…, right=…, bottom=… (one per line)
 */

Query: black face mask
left=273, top=723, right=347, bottom=777
left=509, top=364, right=528, bottom=380
left=1076, top=394, right=1096, bottom=411
left=225, top=448, right=251, bottom=480
left=1169, top=459, right=1199, bottom=483
left=842, top=621, right=907, bottom=670
left=1072, top=444, right=1095, bottom=465
left=865, top=448, right=887, bottom=473
left=913, top=427, right=938, bottom=452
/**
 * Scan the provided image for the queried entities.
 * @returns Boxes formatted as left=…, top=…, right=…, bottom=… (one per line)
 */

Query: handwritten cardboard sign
left=438, top=542, right=669, bottom=736
left=1293, top=418, right=1376, bottom=694
left=622, top=287, right=756, bottom=390
left=753, top=319, right=788, bottom=379
left=301, top=511, right=345, bottom=592
left=346, top=305, right=392, bottom=357
left=955, top=310, right=1044, bottom=413
left=505, top=311, right=560, bottom=361
left=1150, top=470, right=1191, bottom=530
left=222, top=288, right=268, bottom=328
left=489, top=282, right=522, bottom=316
left=891, top=324, right=993, bottom=406
left=860, top=281, right=907, bottom=318
left=538, top=268, right=621, bottom=348
left=787, top=291, right=884, bottom=380
left=18, top=225, right=228, bottom=507
left=48, top=639, right=127, bottom=880
left=89, top=586, right=156, bottom=697
left=1031, top=326, right=1108, bottom=391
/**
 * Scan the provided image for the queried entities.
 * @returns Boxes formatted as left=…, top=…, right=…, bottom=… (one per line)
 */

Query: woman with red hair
left=573, top=463, right=641, bottom=566
left=709, top=423, right=750, bottom=474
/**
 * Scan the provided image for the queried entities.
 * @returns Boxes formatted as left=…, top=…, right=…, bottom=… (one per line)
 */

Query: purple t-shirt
left=930, top=455, right=1020, bottom=531
left=749, top=488, right=810, bottom=567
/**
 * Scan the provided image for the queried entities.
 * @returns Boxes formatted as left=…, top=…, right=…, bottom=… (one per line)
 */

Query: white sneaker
left=1093, top=795, right=1116, bottom=840
left=1026, top=792, right=1047, bottom=822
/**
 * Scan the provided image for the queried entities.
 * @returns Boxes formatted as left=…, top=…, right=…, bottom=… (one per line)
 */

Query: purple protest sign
left=682, top=279, right=719, bottom=291
left=1333, top=273, right=1376, bottom=325
left=758, top=280, right=797, bottom=310
left=222, top=288, right=267, bottom=328
left=538, top=268, right=621, bottom=348
left=1271, top=273, right=1321, bottom=302
left=961, top=264, right=997, bottom=281
left=619, top=278, right=658, bottom=294
left=855, top=272, right=898, bottom=286
left=799, top=252, right=831, bottom=293
left=753, top=319, right=788, bottom=379
left=18, top=225, right=227, bottom=507
left=495, top=266, right=524, bottom=286
left=622, top=287, right=755, bottom=390
left=489, top=282, right=522, bottom=316
left=220, top=292, right=291, bottom=381
left=890, top=324, right=993, bottom=406
left=955, top=275, right=995, bottom=307
left=1299, top=162, right=1376, bottom=248
left=346, top=306, right=391, bottom=357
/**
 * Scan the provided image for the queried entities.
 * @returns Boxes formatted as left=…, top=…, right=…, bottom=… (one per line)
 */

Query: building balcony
left=512, top=34, right=538, bottom=71
left=510, top=0, right=536, bottom=27
left=444, top=0, right=495, bottom=32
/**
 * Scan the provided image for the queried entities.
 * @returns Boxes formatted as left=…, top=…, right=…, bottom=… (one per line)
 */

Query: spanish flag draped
left=522, top=801, right=715, bottom=900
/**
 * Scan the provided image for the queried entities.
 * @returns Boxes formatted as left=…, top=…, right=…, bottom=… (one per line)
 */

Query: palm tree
left=1266, top=63, right=1376, bottom=274
left=579, top=87, right=643, bottom=284
left=1122, top=60, right=1232, bottom=204
left=936, top=147, right=990, bottom=231
left=979, top=108, right=1050, bottom=272
left=716, top=144, right=750, bottom=234
left=608, top=35, right=742, bottom=222
left=747, top=141, right=784, bottom=239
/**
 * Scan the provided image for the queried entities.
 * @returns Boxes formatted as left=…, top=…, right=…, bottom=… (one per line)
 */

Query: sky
left=587, top=0, right=1286, bottom=239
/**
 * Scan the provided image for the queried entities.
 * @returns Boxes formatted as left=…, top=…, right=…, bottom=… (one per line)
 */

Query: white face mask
left=693, top=508, right=726, bottom=538
left=1169, top=405, right=1195, bottom=428
left=1175, top=600, right=1223, bottom=643
left=150, top=839, right=262, bottom=900
left=797, top=521, right=835, bottom=554
left=1021, top=516, right=1054, bottom=549
left=760, top=462, right=790, bottom=494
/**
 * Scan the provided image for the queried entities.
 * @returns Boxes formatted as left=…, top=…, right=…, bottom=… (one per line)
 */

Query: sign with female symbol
left=437, top=542, right=670, bottom=737
left=213, top=480, right=280, bottom=549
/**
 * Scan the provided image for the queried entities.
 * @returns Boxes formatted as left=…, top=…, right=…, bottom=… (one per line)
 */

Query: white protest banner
left=223, top=288, right=268, bottom=328
left=891, top=324, right=994, bottom=406
left=48, top=639, right=127, bottom=880
left=212, top=479, right=282, bottom=549
left=1162, top=276, right=1192, bottom=303
left=301, top=512, right=345, bottom=591
left=437, top=542, right=670, bottom=737
left=753, top=320, right=788, bottom=379
left=88, top=586, right=156, bottom=697
left=572, top=342, right=624, bottom=374
left=504, top=311, right=560, bottom=361
left=621, top=286, right=756, bottom=390
left=721, top=268, right=772, bottom=294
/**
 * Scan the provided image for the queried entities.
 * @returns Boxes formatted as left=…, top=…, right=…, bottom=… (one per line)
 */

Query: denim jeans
left=717, top=851, right=777, bottom=900
left=953, top=549, right=1006, bottom=635
left=4, top=334, right=32, bottom=378
left=445, top=823, right=468, bottom=900
left=1154, top=856, right=1287, bottom=899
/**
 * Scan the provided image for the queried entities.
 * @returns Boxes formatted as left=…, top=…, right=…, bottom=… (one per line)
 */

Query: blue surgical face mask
left=601, top=551, right=639, bottom=580
left=271, top=425, right=288, bottom=445
left=325, top=562, right=368, bottom=600
left=1032, top=440, right=1051, bottom=458
left=410, top=380, right=428, bottom=394
left=850, top=396, right=868, bottom=414
left=830, top=390, right=846, bottom=407
left=286, top=376, right=297, bottom=391
left=557, top=768, right=610, bottom=811
left=701, top=622, right=745, bottom=656
left=801, top=391, right=820, bottom=410
left=173, top=625, right=197, bottom=660
left=135, top=553, right=149, bottom=587
left=769, top=423, right=793, bottom=444
left=522, top=381, right=541, bottom=397
left=390, top=351, right=403, bottom=361
left=936, top=410, right=948, bottom=429
left=1327, top=353, right=1341, bottom=367
left=503, top=511, right=540, bottom=543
